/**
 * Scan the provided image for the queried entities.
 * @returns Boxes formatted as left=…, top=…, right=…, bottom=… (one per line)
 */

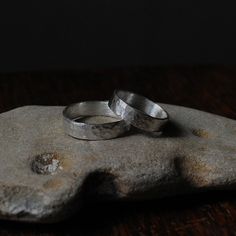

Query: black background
left=0, top=1, right=236, bottom=72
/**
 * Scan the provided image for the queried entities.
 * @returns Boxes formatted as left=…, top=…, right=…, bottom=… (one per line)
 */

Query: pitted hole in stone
left=192, top=129, right=210, bottom=138
left=31, top=153, right=60, bottom=175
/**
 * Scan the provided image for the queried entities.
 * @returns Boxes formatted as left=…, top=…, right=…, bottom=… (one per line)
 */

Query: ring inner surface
left=75, top=116, right=121, bottom=124
left=66, top=101, right=121, bottom=124
left=117, top=91, right=167, bottom=119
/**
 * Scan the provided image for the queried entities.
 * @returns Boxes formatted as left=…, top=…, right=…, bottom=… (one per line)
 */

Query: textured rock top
left=0, top=104, right=235, bottom=222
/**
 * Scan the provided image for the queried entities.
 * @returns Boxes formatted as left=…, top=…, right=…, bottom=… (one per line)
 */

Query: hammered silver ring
left=108, top=90, right=169, bottom=132
left=63, top=101, right=130, bottom=140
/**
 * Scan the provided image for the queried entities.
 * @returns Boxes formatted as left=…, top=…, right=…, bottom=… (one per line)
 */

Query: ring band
left=108, top=90, right=169, bottom=132
left=63, top=101, right=130, bottom=140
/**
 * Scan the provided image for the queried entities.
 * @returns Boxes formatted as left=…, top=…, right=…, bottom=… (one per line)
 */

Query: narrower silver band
left=63, top=101, right=130, bottom=140
left=108, top=90, right=169, bottom=132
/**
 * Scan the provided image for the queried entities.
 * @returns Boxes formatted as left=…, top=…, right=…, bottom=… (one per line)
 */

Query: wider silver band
left=63, top=101, right=130, bottom=140
left=108, top=90, right=169, bottom=132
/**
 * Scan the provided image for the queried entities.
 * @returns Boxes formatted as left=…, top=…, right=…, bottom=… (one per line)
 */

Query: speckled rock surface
left=0, top=104, right=235, bottom=223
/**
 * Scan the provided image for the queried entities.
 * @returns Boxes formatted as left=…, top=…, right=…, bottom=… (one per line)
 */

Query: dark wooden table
left=0, top=65, right=236, bottom=235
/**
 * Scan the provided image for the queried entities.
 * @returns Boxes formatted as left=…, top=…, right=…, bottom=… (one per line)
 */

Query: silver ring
left=63, top=101, right=130, bottom=140
left=108, top=90, right=169, bottom=132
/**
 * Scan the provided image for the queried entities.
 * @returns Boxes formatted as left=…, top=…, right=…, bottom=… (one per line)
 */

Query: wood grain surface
left=0, top=65, right=235, bottom=236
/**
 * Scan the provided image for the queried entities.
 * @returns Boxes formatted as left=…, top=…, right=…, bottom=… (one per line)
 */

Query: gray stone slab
left=0, top=104, right=235, bottom=222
